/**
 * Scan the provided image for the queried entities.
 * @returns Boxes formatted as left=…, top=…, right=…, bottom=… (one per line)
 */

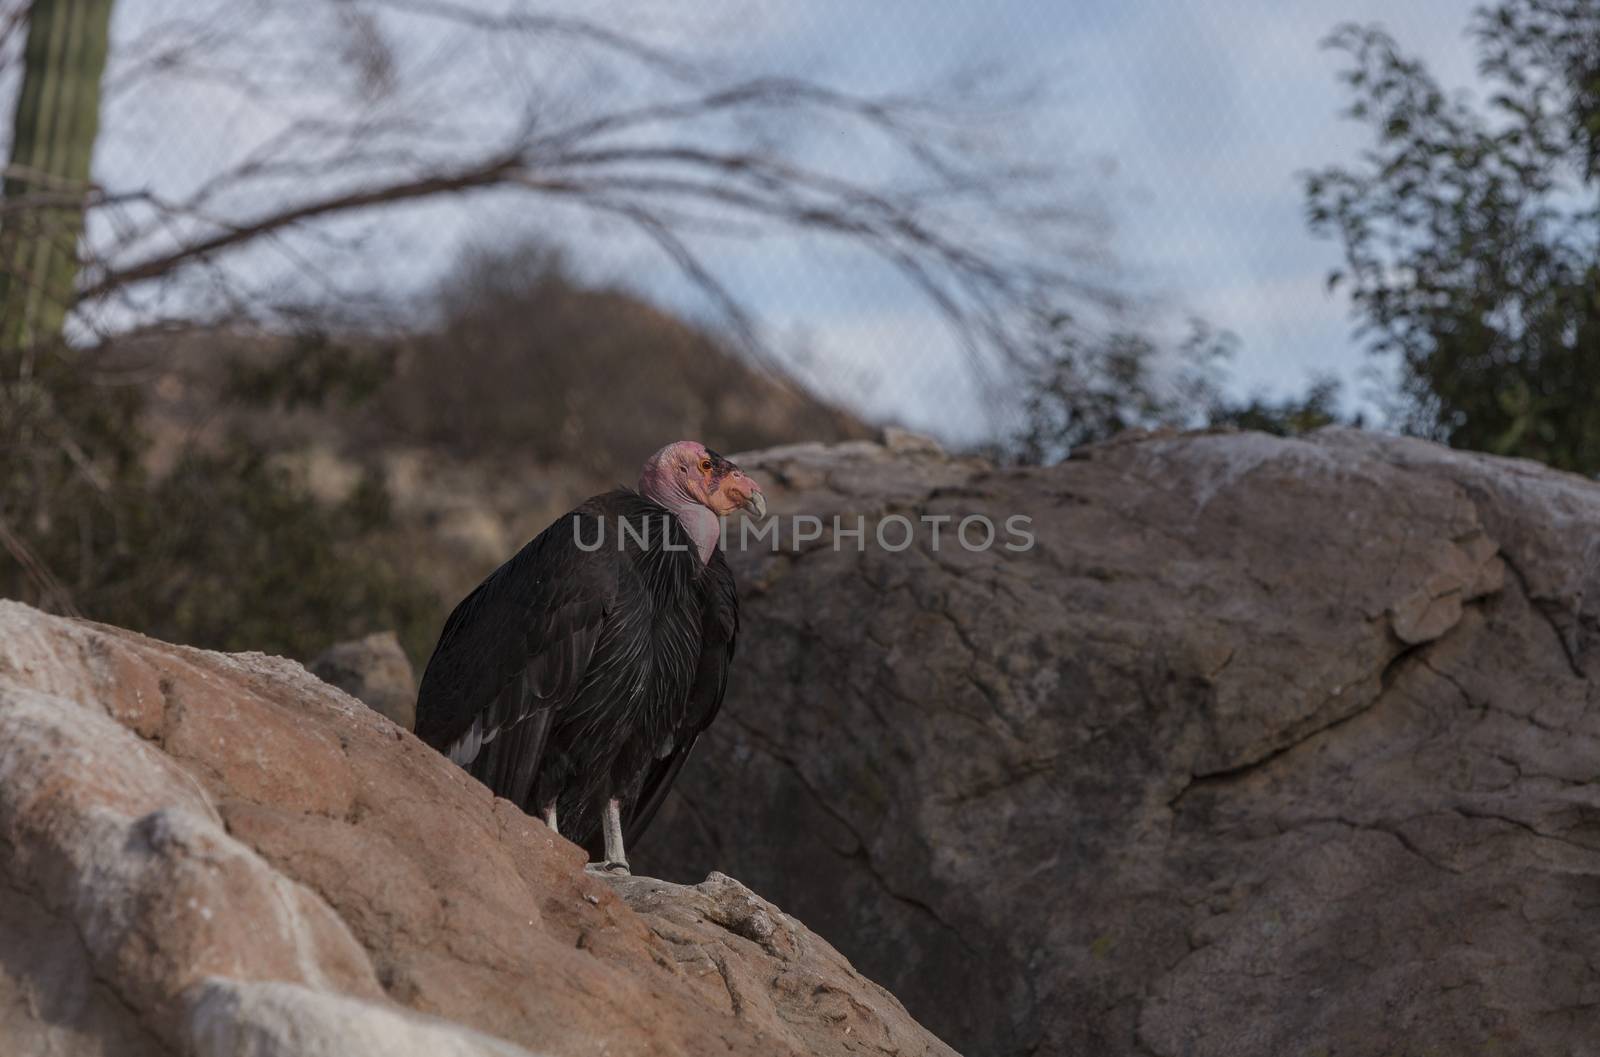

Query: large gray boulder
left=644, top=427, right=1600, bottom=1057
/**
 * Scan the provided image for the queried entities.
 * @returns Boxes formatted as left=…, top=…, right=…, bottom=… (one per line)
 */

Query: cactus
left=0, top=0, right=115, bottom=352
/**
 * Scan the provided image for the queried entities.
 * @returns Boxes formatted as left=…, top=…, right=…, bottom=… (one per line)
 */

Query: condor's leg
left=540, top=801, right=558, bottom=834
left=601, top=797, right=629, bottom=874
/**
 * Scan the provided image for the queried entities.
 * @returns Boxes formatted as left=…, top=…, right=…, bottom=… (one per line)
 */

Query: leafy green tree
left=1306, top=1, right=1600, bottom=472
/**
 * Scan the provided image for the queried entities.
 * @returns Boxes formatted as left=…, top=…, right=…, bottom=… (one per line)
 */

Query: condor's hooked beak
left=712, top=458, right=765, bottom=519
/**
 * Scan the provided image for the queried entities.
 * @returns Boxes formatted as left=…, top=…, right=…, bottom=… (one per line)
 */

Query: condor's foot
left=584, top=860, right=631, bottom=876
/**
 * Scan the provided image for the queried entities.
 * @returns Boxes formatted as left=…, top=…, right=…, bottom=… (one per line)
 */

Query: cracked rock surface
left=644, top=427, right=1600, bottom=1057
left=0, top=603, right=952, bottom=1057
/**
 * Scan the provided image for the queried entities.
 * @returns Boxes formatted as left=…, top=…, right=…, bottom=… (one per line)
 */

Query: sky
left=448, top=0, right=1486, bottom=437
left=11, top=0, right=1491, bottom=442
left=679, top=0, right=1485, bottom=434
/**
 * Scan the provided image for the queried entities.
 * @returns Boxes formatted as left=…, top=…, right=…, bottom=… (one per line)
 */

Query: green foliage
left=1007, top=315, right=1348, bottom=463
left=1209, top=377, right=1350, bottom=437
left=87, top=443, right=438, bottom=663
left=222, top=331, right=396, bottom=412
left=1009, top=317, right=1235, bottom=464
left=0, top=338, right=438, bottom=666
left=1305, top=1, right=1600, bottom=473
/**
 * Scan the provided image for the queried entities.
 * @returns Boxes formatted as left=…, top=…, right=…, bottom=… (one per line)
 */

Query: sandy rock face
left=644, top=427, right=1600, bottom=1057
left=0, top=603, right=954, bottom=1057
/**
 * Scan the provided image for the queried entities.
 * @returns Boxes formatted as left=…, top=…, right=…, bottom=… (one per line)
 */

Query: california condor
left=415, top=441, right=765, bottom=873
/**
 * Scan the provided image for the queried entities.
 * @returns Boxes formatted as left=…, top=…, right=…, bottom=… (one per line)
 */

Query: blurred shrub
left=1005, top=316, right=1350, bottom=463
left=223, top=332, right=396, bottom=412
left=0, top=334, right=437, bottom=665
left=364, top=244, right=868, bottom=479
left=3, top=241, right=869, bottom=666
left=1208, top=377, right=1348, bottom=438
left=86, top=443, right=439, bottom=662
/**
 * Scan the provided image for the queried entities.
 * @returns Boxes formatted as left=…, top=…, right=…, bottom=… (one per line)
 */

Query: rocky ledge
left=0, top=602, right=954, bottom=1057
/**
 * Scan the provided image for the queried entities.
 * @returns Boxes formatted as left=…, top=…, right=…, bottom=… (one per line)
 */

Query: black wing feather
left=622, top=546, right=739, bottom=845
left=470, top=671, right=551, bottom=807
left=415, top=508, right=615, bottom=809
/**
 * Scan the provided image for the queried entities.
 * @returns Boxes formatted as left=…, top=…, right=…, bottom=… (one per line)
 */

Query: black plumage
left=414, top=488, right=738, bottom=860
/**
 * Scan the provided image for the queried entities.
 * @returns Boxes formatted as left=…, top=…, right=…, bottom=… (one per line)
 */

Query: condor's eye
left=699, top=458, right=713, bottom=472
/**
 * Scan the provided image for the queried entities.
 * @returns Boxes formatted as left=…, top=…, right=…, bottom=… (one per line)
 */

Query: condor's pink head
left=639, top=440, right=767, bottom=534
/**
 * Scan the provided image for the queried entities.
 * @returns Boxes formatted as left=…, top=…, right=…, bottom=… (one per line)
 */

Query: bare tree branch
left=7, top=0, right=1118, bottom=415
left=77, top=151, right=537, bottom=297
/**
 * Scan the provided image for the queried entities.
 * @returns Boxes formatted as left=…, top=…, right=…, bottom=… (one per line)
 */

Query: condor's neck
left=643, top=489, right=719, bottom=564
